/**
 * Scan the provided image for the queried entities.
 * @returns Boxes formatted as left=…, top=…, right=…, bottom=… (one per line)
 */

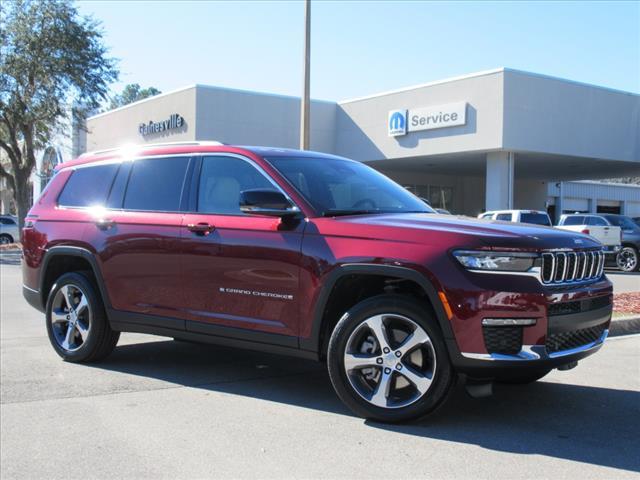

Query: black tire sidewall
left=45, top=272, right=107, bottom=362
left=0, top=234, right=12, bottom=244
left=327, top=294, right=455, bottom=423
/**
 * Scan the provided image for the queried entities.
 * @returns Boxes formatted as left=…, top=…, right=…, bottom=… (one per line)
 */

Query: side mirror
left=239, top=189, right=300, bottom=218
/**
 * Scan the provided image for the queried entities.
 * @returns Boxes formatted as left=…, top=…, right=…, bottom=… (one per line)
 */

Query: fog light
left=482, top=318, right=537, bottom=327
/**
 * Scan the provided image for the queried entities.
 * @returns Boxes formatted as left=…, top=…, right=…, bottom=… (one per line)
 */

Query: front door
left=180, top=155, right=304, bottom=339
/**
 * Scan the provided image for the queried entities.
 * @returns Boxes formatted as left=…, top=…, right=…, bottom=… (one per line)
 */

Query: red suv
left=22, top=142, right=612, bottom=422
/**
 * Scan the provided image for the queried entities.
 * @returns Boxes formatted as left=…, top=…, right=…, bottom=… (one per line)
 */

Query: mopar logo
left=388, top=110, right=407, bottom=137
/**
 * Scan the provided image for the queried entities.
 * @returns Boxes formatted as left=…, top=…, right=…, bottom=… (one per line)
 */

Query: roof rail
left=79, top=140, right=225, bottom=158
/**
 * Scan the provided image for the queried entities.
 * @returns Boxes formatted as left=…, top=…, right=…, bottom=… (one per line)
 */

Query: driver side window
left=197, top=156, right=276, bottom=215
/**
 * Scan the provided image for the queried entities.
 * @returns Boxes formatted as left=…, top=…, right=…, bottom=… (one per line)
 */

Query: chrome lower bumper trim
left=461, top=329, right=608, bottom=361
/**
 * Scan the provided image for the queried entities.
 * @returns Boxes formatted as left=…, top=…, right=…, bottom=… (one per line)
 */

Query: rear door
left=85, top=155, right=193, bottom=324
left=179, top=154, right=304, bottom=340
left=586, top=216, right=620, bottom=247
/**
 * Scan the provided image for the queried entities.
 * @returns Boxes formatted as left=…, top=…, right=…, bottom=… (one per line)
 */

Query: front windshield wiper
left=321, top=209, right=381, bottom=217
left=321, top=209, right=432, bottom=217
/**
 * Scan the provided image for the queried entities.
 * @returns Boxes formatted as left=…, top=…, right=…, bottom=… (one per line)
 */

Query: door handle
left=187, top=222, right=214, bottom=235
left=95, top=218, right=115, bottom=230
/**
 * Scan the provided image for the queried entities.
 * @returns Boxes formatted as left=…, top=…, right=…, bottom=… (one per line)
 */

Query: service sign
left=388, top=102, right=467, bottom=136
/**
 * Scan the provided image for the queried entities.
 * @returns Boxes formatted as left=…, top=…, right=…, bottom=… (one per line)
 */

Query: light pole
left=300, top=0, right=311, bottom=150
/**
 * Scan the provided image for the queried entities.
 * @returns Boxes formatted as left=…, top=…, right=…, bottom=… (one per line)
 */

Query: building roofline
left=338, top=67, right=639, bottom=104
left=570, top=180, right=640, bottom=189
left=338, top=68, right=507, bottom=104
left=89, top=68, right=639, bottom=121
left=88, top=84, right=199, bottom=120
left=89, top=84, right=336, bottom=121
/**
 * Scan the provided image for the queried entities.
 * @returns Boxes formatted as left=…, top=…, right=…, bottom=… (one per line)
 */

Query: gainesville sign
left=388, top=102, right=466, bottom=137
left=139, top=113, right=184, bottom=136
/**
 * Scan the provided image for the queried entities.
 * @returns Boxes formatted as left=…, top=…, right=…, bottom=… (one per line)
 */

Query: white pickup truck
left=556, top=214, right=622, bottom=257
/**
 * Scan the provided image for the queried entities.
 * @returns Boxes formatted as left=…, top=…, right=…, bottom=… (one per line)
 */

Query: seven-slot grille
left=541, top=250, right=604, bottom=284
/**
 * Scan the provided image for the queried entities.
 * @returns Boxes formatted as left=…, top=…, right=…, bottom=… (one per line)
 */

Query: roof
left=54, top=141, right=343, bottom=170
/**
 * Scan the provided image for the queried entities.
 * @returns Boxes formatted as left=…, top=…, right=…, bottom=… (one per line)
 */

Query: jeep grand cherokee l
left=22, top=142, right=612, bottom=422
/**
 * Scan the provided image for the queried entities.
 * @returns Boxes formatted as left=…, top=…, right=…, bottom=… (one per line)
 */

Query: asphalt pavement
left=1, top=254, right=639, bottom=479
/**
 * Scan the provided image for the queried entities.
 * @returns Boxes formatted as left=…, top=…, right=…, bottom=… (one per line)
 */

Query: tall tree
left=110, top=83, right=161, bottom=110
left=0, top=0, right=118, bottom=228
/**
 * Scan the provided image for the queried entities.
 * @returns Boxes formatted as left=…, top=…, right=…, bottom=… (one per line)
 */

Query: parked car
left=597, top=214, right=640, bottom=272
left=633, top=217, right=640, bottom=227
left=558, top=214, right=637, bottom=272
left=478, top=210, right=552, bottom=227
left=22, top=142, right=613, bottom=422
left=0, top=215, right=19, bottom=244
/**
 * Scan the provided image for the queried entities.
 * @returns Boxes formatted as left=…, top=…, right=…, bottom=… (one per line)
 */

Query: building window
left=40, top=146, right=62, bottom=192
left=404, top=184, right=454, bottom=210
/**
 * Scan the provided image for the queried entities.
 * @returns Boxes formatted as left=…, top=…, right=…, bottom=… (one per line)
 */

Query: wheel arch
left=300, top=264, right=456, bottom=359
left=39, top=246, right=111, bottom=311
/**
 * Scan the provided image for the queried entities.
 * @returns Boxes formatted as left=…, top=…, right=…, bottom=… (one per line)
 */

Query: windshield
left=266, top=156, right=434, bottom=216
left=520, top=213, right=551, bottom=226
left=604, top=215, right=638, bottom=230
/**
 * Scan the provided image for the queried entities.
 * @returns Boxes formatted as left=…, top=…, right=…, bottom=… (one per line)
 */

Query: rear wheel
left=46, top=272, right=119, bottom=362
left=616, top=246, right=639, bottom=272
left=327, top=295, right=456, bottom=423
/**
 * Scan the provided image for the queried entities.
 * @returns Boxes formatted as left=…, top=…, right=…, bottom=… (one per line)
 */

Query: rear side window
left=124, top=156, right=190, bottom=212
left=496, top=213, right=512, bottom=221
left=0, top=217, right=16, bottom=225
left=57, top=164, right=119, bottom=208
left=520, top=213, right=551, bottom=226
left=562, top=216, right=585, bottom=226
left=587, top=216, right=608, bottom=226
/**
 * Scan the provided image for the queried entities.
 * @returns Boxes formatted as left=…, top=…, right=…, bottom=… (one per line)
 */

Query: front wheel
left=0, top=234, right=13, bottom=245
left=616, top=246, right=639, bottom=272
left=327, top=295, right=456, bottom=423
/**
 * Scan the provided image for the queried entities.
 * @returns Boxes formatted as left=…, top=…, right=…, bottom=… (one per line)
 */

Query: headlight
left=453, top=250, right=539, bottom=272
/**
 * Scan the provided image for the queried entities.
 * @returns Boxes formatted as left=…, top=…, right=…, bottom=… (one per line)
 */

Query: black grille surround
left=546, top=323, right=607, bottom=353
left=541, top=249, right=604, bottom=285
left=483, top=326, right=523, bottom=355
left=547, top=295, right=612, bottom=316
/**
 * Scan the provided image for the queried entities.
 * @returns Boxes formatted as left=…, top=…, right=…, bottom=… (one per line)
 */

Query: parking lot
left=1, top=253, right=639, bottom=479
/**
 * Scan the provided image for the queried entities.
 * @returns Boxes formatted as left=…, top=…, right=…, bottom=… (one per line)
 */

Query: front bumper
left=448, top=302, right=611, bottom=378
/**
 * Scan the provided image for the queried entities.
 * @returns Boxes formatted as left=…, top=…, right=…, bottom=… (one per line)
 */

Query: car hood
left=318, top=213, right=602, bottom=251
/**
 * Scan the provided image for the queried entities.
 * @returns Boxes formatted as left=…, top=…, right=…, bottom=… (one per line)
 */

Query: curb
left=610, top=316, right=640, bottom=337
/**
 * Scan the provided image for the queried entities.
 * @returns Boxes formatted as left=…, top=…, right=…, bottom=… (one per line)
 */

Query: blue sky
left=77, top=1, right=640, bottom=100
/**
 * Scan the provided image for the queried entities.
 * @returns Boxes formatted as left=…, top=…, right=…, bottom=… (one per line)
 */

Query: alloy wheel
left=50, top=284, right=92, bottom=352
left=343, top=313, right=436, bottom=409
left=616, top=247, right=638, bottom=272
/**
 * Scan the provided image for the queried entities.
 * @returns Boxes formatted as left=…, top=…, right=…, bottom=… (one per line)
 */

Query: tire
left=616, top=246, right=639, bottom=272
left=327, top=294, right=456, bottom=423
left=497, top=369, right=551, bottom=385
left=45, top=272, right=120, bottom=362
left=0, top=234, right=13, bottom=245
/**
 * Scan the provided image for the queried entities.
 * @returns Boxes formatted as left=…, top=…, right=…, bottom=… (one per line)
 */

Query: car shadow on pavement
left=95, top=339, right=639, bottom=474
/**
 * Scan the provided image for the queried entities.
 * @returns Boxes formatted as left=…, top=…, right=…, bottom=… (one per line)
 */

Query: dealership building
left=79, top=68, right=640, bottom=220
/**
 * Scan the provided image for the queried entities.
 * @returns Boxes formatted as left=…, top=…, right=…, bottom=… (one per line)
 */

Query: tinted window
left=267, top=156, right=433, bottom=215
left=586, top=216, right=608, bottom=226
left=562, top=215, right=585, bottom=226
left=520, top=213, right=551, bottom=226
left=0, top=217, right=16, bottom=225
left=479, top=213, right=493, bottom=219
left=603, top=215, right=638, bottom=230
left=57, top=164, right=119, bottom=207
left=124, top=157, right=189, bottom=212
left=198, top=156, right=274, bottom=214
left=496, top=213, right=512, bottom=221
